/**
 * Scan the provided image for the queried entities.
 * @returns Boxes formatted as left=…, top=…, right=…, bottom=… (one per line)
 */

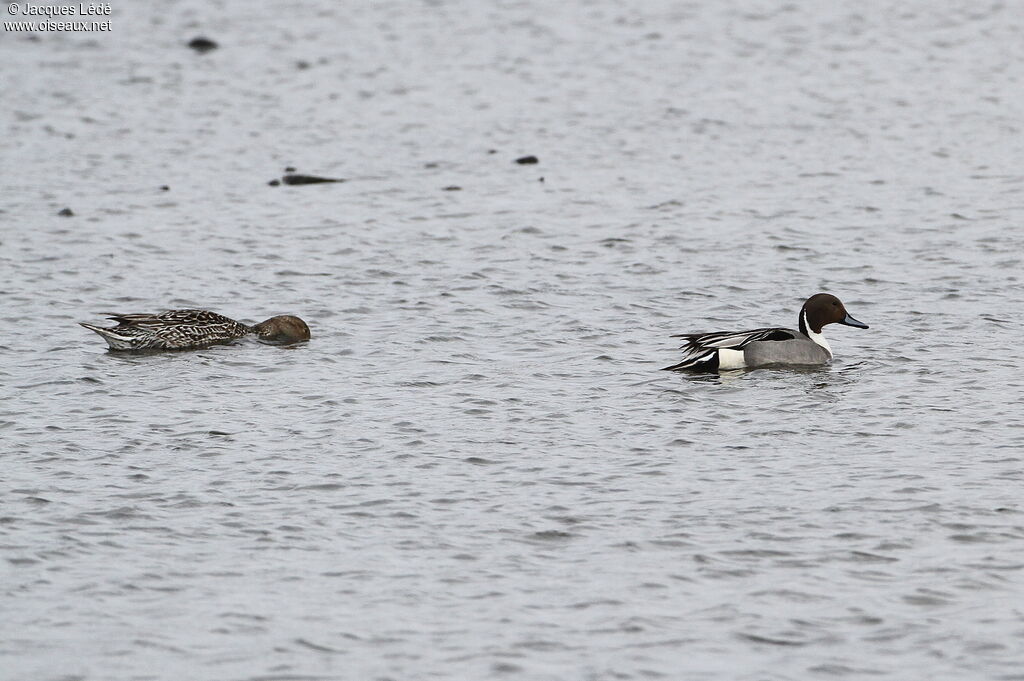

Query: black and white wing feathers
left=664, top=327, right=796, bottom=371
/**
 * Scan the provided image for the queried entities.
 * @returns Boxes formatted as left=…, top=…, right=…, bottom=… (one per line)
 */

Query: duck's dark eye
left=832, top=301, right=838, bottom=306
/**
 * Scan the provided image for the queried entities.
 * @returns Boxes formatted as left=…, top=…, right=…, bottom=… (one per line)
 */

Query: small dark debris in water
left=531, top=530, right=572, bottom=541
left=295, top=638, right=340, bottom=653
left=515, top=155, right=539, bottom=165
left=492, top=663, right=522, bottom=674
left=538, top=177, right=544, bottom=182
left=424, top=162, right=439, bottom=168
left=282, top=174, right=345, bottom=185
left=284, top=166, right=296, bottom=172
left=187, top=37, right=219, bottom=54
left=57, top=208, right=74, bottom=217
left=951, top=213, right=970, bottom=220
left=296, top=60, right=311, bottom=70
left=443, top=185, right=462, bottom=191
left=268, top=179, right=281, bottom=186
left=738, top=633, right=804, bottom=647
left=487, top=149, right=497, bottom=154
left=159, top=185, right=170, bottom=191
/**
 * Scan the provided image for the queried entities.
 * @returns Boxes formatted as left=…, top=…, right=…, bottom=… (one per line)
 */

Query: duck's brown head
left=251, top=315, right=311, bottom=344
left=800, top=293, right=868, bottom=334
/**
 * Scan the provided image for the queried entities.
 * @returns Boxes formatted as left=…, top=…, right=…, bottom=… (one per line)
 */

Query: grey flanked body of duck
left=663, top=293, right=868, bottom=372
left=80, top=310, right=311, bottom=351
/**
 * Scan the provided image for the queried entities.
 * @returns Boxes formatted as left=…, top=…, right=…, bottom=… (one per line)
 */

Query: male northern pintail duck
left=80, top=310, right=311, bottom=351
left=663, top=293, right=867, bottom=371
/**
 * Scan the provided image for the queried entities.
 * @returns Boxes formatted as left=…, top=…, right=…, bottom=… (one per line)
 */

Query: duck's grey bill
left=841, top=313, right=868, bottom=329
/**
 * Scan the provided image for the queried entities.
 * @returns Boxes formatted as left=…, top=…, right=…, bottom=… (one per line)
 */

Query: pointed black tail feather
left=662, top=351, right=719, bottom=372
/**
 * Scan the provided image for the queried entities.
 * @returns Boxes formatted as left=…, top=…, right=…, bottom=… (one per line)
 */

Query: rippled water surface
left=4, top=2, right=1024, bottom=680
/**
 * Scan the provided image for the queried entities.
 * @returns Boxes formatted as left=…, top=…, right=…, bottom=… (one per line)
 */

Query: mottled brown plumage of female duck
left=79, top=310, right=311, bottom=351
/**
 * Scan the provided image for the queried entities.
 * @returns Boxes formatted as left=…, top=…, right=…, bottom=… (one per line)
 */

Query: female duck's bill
left=251, top=315, right=311, bottom=344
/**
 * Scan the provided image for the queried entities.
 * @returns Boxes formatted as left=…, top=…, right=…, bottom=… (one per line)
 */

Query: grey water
left=3, top=2, right=1024, bottom=680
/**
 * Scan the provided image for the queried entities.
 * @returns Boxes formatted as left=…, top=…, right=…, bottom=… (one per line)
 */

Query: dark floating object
left=58, top=208, right=74, bottom=217
left=187, top=37, right=218, bottom=54
left=296, top=60, right=311, bottom=70
left=487, top=149, right=497, bottom=154
left=282, top=174, right=345, bottom=185
left=443, top=185, right=462, bottom=191
left=424, top=162, right=439, bottom=169
left=515, top=155, right=539, bottom=165
left=159, top=185, right=170, bottom=191
left=268, top=179, right=281, bottom=186
left=284, top=166, right=296, bottom=172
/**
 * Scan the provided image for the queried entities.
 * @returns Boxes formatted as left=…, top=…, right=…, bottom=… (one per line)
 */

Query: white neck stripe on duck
left=800, top=310, right=832, bottom=357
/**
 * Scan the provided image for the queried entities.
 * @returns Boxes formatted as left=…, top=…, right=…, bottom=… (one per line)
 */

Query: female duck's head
left=251, top=315, right=311, bottom=344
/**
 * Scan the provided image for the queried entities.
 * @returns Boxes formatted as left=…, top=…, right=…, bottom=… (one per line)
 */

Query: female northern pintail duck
left=663, top=293, right=867, bottom=371
left=80, top=310, right=311, bottom=351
